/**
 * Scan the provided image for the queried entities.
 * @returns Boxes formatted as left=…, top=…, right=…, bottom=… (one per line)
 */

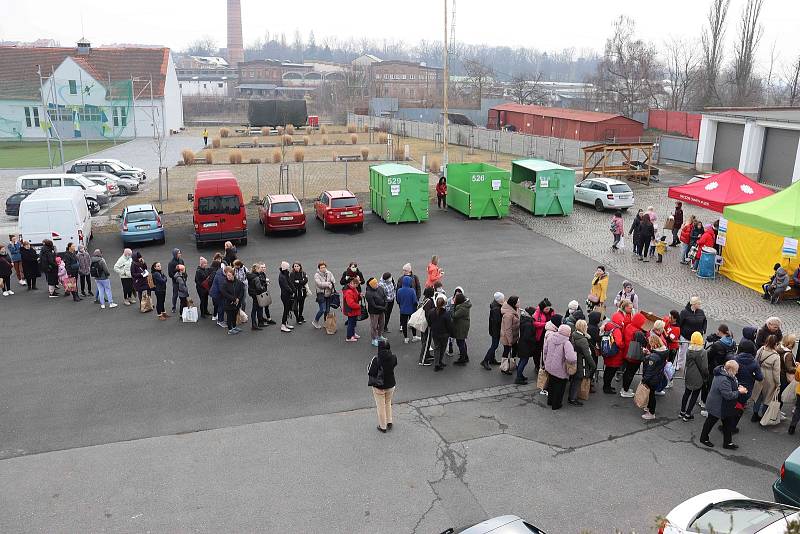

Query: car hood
left=665, top=489, right=748, bottom=529
left=456, top=515, right=539, bottom=534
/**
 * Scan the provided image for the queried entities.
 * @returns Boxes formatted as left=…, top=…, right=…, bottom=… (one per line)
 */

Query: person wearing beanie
left=515, top=306, right=537, bottom=384
left=378, top=272, right=396, bottom=333
left=278, top=261, right=295, bottom=332
left=498, top=295, right=521, bottom=374
left=543, top=324, right=577, bottom=410
left=365, top=277, right=387, bottom=346
left=680, top=332, right=709, bottom=421
left=398, top=263, right=421, bottom=301
left=564, top=300, right=585, bottom=332
left=481, top=292, right=505, bottom=370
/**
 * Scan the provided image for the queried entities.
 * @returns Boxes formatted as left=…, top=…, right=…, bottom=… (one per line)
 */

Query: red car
left=314, top=190, right=364, bottom=230
left=258, top=193, right=306, bottom=235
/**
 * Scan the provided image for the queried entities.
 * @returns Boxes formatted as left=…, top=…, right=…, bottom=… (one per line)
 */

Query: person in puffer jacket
left=543, top=324, right=577, bottom=410
left=731, top=339, right=763, bottom=431
left=396, top=275, right=419, bottom=343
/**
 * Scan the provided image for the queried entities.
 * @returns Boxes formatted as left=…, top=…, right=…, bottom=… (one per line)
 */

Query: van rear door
left=196, top=193, right=242, bottom=241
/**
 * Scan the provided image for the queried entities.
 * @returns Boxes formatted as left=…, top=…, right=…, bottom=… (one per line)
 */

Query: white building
left=696, top=108, right=800, bottom=188
left=0, top=40, right=183, bottom=141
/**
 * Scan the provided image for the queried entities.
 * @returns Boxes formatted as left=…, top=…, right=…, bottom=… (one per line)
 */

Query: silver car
left=441, top=515, right=546, bottom=534
left=81, top=171, right=139, bottom=196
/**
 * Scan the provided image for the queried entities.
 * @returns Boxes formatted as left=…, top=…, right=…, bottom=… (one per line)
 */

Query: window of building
left=69, top=80, right=77, bottom=94
left=120, top=107, right=127, bottom=127
left=401, top=74, right=406, bottom=80
left=250, top=71, right=255, bottom=78
left=218, top=83, right=223, bottom=88
left=24, top=107, right=31, bottom=127
left=78, top=106, right=101, bottom=122
left=203, top=83, right=207, bottom=89
left=179, top=83, right=183, bottom=89
left=409, top=74, right=415, bottom=80
left=32, top=107, right=39, bottom=127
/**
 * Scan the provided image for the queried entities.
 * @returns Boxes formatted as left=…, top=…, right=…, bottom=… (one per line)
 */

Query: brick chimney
left=226, top=0, right=244, bottom=66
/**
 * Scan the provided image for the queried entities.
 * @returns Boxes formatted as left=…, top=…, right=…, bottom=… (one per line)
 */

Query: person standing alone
left=202, top=128, right=209, bottom=147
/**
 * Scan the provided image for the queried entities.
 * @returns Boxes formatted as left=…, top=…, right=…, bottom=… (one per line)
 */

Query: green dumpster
left=370, top=163, right=430, bottom=223
left=510, top=159, right=575, bottom=216
left=445, top=163, right=510, bottom=219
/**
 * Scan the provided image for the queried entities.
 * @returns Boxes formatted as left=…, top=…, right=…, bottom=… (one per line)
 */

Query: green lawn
left=0, top=140, right=118, bottom=168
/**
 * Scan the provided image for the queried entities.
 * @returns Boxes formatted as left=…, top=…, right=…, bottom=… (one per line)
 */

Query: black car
left=5, top=191, right=33, bottom=216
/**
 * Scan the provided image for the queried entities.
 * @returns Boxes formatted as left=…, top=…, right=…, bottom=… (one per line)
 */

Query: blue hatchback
left=120, top=204, right=165, bottom=246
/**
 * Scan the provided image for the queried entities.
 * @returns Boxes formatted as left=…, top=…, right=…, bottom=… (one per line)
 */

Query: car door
left=593, top=181, right=610, bottom=206
left=575, top=180, right=591, bottom=203
left=317, top=193, right=329, bottom=220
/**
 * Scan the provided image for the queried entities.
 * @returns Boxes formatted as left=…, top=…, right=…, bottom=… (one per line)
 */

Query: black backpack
left=89, top=260, right=101, bottom=278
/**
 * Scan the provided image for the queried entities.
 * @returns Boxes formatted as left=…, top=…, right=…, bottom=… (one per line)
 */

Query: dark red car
left=258, top=194, right=306, bottom=235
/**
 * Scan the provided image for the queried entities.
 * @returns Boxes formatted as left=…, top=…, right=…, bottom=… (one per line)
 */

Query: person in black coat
left=62, top=242, right=81, bottom=301
left=19, top=241, right=39, bottom=290
left=340, top=261, right=364, bottom=291
left=194, top=257, right=212, bottom=318
left=219, top=266, right=245, bottom=335
left=38, top=239, right=58, bottom=296
left=151, top=261, right=168, bottom=319
left=426, top=295, right=453, bottom=372
left=481, top=292, right=505, bottom=370
left=678, top=297, right=707, bottom=341
left=515, top=306, right=536, bottom=384
left=247, top=264, right=268, bottom=330
left=278, top=261, right=295, bottom=332
left=629, top=209, right=643, bottom=256
left=418, top=286, right=436, bottom=366
left=636, top=217, right=655, bottom=262
left=371, top=340, right=398, bottom=433
left=290, top=262, right=309, bottom=324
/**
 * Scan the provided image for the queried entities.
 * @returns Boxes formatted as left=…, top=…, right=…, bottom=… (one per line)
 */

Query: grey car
left=441, top=515, right=546, bottom=534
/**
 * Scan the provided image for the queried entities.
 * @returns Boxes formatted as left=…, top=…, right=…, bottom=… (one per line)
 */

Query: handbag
left=536, top=368, right=549, bottom=390
left=663, top=361, right=675, bottom=381
left=367, top=355, right=385, bottom=388
left=236, top=309, right=249, bottom=325
left=578, top=377, right=591, bottom=401
left=627, top=337, right=645, bottom=362
left=634, top=383, right=650, bottom=409
left=181, top=306, right=198, bottom=323
left=64, top=276, right=77, bottom=292
left=760, top=390, right=782, bottom=427
left=565, top=361, right=578, bottom=376
left=324, top=312, right=337, bottom=335
left=617, top=236, right=625, bottom=249
left=139, top=293, right=153, bottom=313
left=329, top=291, right=341, bottom=309
left=358, top=296, right=369, bottom=321
left=782, top=380, right=797, bottom=405
left=256, top=292, right=272, bottom=307
left=587, top=293, right=600, bottom=304
left=147, top=274, right=155, bottom=289
left=500, top=356, right=517, bottom=373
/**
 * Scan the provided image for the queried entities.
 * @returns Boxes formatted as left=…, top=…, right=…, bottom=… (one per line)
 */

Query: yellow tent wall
left=720, top=220, right=799, bottom=292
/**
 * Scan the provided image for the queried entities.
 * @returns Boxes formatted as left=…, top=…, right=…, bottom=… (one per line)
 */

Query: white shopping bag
left=181, top=306, right=198, bottom=323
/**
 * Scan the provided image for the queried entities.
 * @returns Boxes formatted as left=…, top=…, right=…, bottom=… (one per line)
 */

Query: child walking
left=656, top=236, right=667, bottom=263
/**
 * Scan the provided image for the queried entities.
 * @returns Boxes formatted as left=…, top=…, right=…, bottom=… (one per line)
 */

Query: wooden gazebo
left=581, top=142, right=655, bottom=185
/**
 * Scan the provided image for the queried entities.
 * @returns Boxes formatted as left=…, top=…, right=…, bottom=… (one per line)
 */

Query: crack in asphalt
left=478, top=414, right=509, bottom=433
left=667, top=434, right=778, bottom=474
left=410, top=494, right=440, bottom=534
left=552, top=417, right=679, bottom=457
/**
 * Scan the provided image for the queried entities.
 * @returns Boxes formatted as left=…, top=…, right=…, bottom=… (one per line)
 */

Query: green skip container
left=445, top=163, right=510, bottom=219
left=370, top=163, right=430, bottom=223
left=510, top=159, right=575, bottom=216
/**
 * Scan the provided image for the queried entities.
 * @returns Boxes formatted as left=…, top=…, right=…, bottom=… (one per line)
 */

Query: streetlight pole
left=442, top=0, right=449, bottom=177
left=36, top=65, right=53, bottom=168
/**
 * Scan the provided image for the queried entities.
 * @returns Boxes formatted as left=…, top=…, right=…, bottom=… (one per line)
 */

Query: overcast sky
left=3, top=0, right=799, bottom=72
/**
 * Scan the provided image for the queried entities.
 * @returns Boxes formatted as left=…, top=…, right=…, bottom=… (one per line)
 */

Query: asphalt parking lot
left=3, top=206, right=795, bottom=533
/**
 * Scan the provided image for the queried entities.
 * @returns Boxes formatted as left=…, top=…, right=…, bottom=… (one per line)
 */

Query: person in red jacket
left=692, top=224, right=716, bottom=270
left=436, top=176, right=448, bottom=210
left=620, top=312, right=649, bottom=397
left=343, top=278, right=361, bottom=342
left=601, top=300, right=633, bottom=394
left=678, top=216, right=697, bottom=264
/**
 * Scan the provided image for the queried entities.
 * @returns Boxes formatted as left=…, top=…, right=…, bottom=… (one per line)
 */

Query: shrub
left=181, top=149, right=194, bottom=165
left=393, top=145, right=406, bottom=161
left=320, top=125, right=328, bottom=134
left=252, top=136, right=259, bottom=146
left=378, top=132, right=388, bottom=144
left=277, top=126, right=285, bottom=136
left=360, top=146, right=369, bottom=161
left=261, top=126, right=269, bottom=137
left=219, top=127, right=230, bottom=138
left=302, top=135, right=310, bottom=146
left=322, top=136, right=329, bottom=145
left=332, top=151, right=338, bottom=162
left=362, top=124, right=369, bottom=133
left=229, top=149, right=243, bottom=164
left=204, top=151, right=214, bottom=164
left=283, top=134, right=293, bottom=146
left=350, top=133, right=358, bottom=145
left=347, top=124, right=356, bottom=133
left=294, top=147, right=305, bottom=162
left=211, top=137, right=221, bottom=148
left=272, top=149, right=282, bottom=163
left=249, top=157, right=261, bottom=164
left=428, top=155, right=441, bottom=171
left=286, top=124, right=295, bottom=135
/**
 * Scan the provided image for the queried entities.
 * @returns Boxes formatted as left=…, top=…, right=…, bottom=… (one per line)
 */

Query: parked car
left=81, top=171, right=139, bottom=195
left=660, top=489, right=800, bottom=534
left=68, top=160, right=144, bottom=183
left=774, top=446, right=800, bottom=507
left=258, top=193, right=306, bottom=235
left=314, top=190, right=364, bottom=230
left=573, top=177, right=634, bottom=212
left=189, top=170, right=247, bottom=247
left=439, top=515, right=545, bottom=534
left=16, top=173, right=109, bottom=207
left=120, top=204, right=165, bottom=246
left=5, top=190, right=33, bottom=216
left=85, top=158, right=147, bottom=181
left=18, top=187, right=92, bottom=252
left=86, top=175, right=120, bottom=197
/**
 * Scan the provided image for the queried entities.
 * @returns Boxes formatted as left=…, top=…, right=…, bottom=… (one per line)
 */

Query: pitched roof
left=491, top=103, right=641, bottom=124
left=0, top=45, right=170, bottom=100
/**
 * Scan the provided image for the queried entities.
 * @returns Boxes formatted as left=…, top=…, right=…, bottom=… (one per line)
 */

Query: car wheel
left=263, top=223, right=268, bottom=236
left=621, top=207, right=630, bottom=212
left=356, top=222, right=364, bottom=230
left=300, top=228, right=307, bottom=235
left=240, top=237, right=247, bottom=246
left=594, top=199, right=605, bottom=212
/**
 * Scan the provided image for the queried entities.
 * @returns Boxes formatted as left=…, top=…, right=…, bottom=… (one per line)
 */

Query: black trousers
left=700, top=414, right=734, bottom=444
left=622, top=360, right=641, bottom=392
left=433, top=337, right=448, bottom=367
left=400, top=313, right=416, bottom=338
left=384, top=300, right=394, bottom=328
left=121, top=278, right=134, bottom=299
left=155, top=291, right=166, bottom=315
left=532, top=339, right=544, bottom=371
left=437, top=194, right=446, bottom=208
left=226, top=308, right=237, bottom=330
left=251, top=300, right=264, bottom=326
left=681, top=388, right=702, bottom=415
left=647, top=384, right=657, bottom=414
left=547, top=376, right=568, bottom=410
left=197, top=289, right=210, bottom=316
left=26, top=275, right=37, bottom=289
left=281, top=295, right=292, bottom=325
left=603, top=365, right=620, bottom=390
left=79, top=273, right=91, bottom=293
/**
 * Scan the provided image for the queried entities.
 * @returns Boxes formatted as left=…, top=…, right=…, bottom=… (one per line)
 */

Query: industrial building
left=695, top=108, right=800, bottom=187
left=487, top=103, right=644, bottom=142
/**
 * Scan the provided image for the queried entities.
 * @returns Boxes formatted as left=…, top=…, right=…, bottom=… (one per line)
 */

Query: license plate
left=280, top=216, right=293, bottom=221
left=136, top=225, right=150, bottom=230
left=203, top=222, right=218, bottom=228
left=619, top=195, right=632, bottom=200
left=341, top=211, right=353, bottom=215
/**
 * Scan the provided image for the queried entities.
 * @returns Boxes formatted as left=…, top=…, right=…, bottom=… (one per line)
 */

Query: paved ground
left=4, top=207, right=794, bottom=533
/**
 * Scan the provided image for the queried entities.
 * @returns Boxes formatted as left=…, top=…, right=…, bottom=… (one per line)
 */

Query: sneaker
left=227, top=329, right=239, bottom=335
left=682, top=414, right=695, bottom=422
left=281, top=325, right=292, bottom=332
left=19, top=280, right=26, bottom=285
left=411, top=336, right=421, bottom=342
left=642, top=412, right=656, bottom=420
left=232, top=327, right=242, bottom=333
left=539, top=389, right=548, bottom=396
left=311, top=320, right=322, bottom=329
left=2, top=291, right=7, bottom=296
left=371, top=339, right=379, bottom=347
left=379, top=336, right=387, bottom=342
left=48, top=293, right=59, bottom=298
left=100, top=304, right=106, bottom=309
left=700, top=439, right=714, bottom=448
left=665, top=380, right=674, bottom=389
left=353, top=333, right=360, bottom=339
left=404, top=338, right=409, bottom=344
left=422, top=359, right=433, bottom=366
left=266, top=319, right=277, bottom=325
left=217, top=321, right=227, bottom=328
left=620, top=389, right=634, bottom=398
left=655, top=390, right=666, bottom=396
left=109, top=303, right=118, bottom=308
left=123, top=300, right=131, bottom=306
left=679, top=411, right=686, bottom=418
left=698, top=400, right=705, bottom=408
left=723, top=443, right=739, bottom=450
left=346, top=337, right=358, bottom=342
left=6, top=290, right=12, bottom=295
left=287, top=324, right=295, bottom=330
left=700, top=410, right=708, bottom=417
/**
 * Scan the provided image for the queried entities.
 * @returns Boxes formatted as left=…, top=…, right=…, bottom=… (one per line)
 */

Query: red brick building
left=370, top=60, right=443, bottom=106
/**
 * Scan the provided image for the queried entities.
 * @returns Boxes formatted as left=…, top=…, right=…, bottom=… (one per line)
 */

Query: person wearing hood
left=677, top=296, right=707, bottom=368
left=278, top=261, right=295, bottom=333
left=641, top=335, right=669, bottom=419
left=750, top=334, right=782, bottom=422
left=569, top=320, right=597, bottom=406
left=499, top=296, right=521, bottom=375
left=481, top=292, right=505, bottom=370
left=210, top=258, right=228, bottom=327
left=114, top=248, right=134, bottom=305
left=763, top=263, right=790, bottom=304
left=38, top=239, right=58, bottom=298
left=151, top=261, right=168, bottom=319
left=396, top=274, right=420, bottom=343
left=167, top=248, right=185, bottom=314
left=700, top=360, right=746, bottom=449
left=0, top=246, right=13, bottom=296
left=219, top=266, right=244, bottom=335
left=173, top=264, right=189, bottom=317
left=610, top=211, right=624, bottom=250
left=731, top=339, right=763, bottom=428
left=756, top=317, right=783, bottom=349
left=707, top=324, right=737, bottom=370
left=340, top=261, right=364, bottom=292
left=532, top=298, right=555, bottom=372
left=194, top=257, right=212, bottom=318
left=247, top=263, right=267, bottom=330
left=588, top=266, right=608, bottom=315
left=629, top=209, right=643, bottom=256
left=613, top=281, right=639, bottom=312
left=312, top=261, right=336, bottom=329
left=544, top=324, right=578, bottom=410
left=366, top=277, right=387, bottom=347
left=564, top=300, right=585, bottom=332
left=426, top=295, right=454, bottom=372
left=371, top=340, right=398, bottom=433
left=398, top=263, right=421, bottom=301
left=681, top=332, right=709, bottom=421
left=515, top=306, right=537, bottom=384
left=90, top=249, right=116, bottom=309
left=131, top=252, right=151, bottom=307
left=636, top=216, right=655, bottom=262
left=620, top=312, right=649, bottom=398
left=19, top=241, right=39, bottom=290
left=76, top=245, right=92, bottom=297
left=451, top=291, right=472, bottom=366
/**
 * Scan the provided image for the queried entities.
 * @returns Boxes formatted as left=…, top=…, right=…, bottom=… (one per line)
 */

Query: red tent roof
left=667, top=169, right=774, bottom=213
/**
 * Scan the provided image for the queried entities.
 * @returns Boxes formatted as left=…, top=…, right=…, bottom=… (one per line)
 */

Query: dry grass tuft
left=347, top=124, right=356, bottom=133
left=252, top=136, right=259, bottom=146
left=250, top=157, right=261, bottom=164
left=283, top=134, right=293, bottom=146
left=350, top=133, right=358, bottom=145
left=321, top=125, right=328, bottom=135
left=219, top=127, right=230, bottom=138
left=360, top=146, right=370, bottom=161
left=378, top=132, right=388, bottom=144
left=181, top=149, right=195, bottom=165
left=302, top=135, right=310, bottom=146
left=272, top=149, right=282, bottom=163
left=211, top=137, right=221, bottom=149
left=229, top=150, right=243, bottom=164
left=322, top=136, right=329, bottom=145
left=204, top=150, right=214, bottom=164
left=293, top=147, right=306, bottom=162
left=261, top=126, right=270, bottom=137
left=277, top=126, right=285, bottom=136
left=286, top=124, right=295, bottom=135
left=362, top=124, right=369, bottom=133
left=428, top=155, right=441, bottom=171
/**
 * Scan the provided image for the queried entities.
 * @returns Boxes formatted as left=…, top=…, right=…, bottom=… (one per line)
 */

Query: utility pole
left=78, top=68, right=89, bottom=154
left=442, top=0, right=449, bottom=177
left=36, top=65, right=53, bottom=168
left=50, top=66, right=66, bottom=171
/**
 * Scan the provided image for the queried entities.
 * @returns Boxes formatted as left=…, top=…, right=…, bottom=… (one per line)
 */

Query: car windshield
left=126, top=210, right=156, bottom=223
left=199, top=195, right=241, bottom=215
left=331, top=197, right=358, bottom=208
left=271, top=201, right=300, bottom=214
left=687, top=500, right=798, bottom=534
left=610, top=185, right=632, bottom=193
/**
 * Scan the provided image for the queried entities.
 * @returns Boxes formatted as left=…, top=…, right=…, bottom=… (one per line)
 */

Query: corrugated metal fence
left=658, top=135, right=698, bottom=165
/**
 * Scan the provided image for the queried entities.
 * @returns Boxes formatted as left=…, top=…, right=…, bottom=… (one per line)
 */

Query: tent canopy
left=723, top=180, right=800, bottom=238
left=667, top=168, right=773, bottom=213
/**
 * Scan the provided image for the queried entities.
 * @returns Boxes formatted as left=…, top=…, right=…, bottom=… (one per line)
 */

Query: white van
left=18, top=187, right=92, bottom=252
left=16, top=173, right=109, bottom=206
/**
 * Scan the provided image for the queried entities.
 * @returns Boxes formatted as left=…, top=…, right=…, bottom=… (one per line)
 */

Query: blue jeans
left=680, top=243, right=689, bottom=262
left=346, top=315, right=358, bottom=339
left=315, top=296, right=331, bottom=322
left=517, top=357, right=530, bottom=379
left=482, top=335, right=500, bottom=364
left=96, top=278, right=113, bottom=305
left=213, top=296, right=224, bottom=322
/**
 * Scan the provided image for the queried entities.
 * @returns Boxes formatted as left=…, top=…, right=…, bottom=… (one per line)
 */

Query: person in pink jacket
left=543, top=324, right=578, bottom=410
left=532, top=298, right=554, bottom=372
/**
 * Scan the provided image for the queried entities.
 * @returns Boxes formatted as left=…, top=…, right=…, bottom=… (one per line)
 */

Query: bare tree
left=462, top=57, right=495, bottom=106
left=184, top=36, right=218, bottom=56
left=730, top=0, right=765, bottom=105
left=785, top=55, right=800, bottom=106
left=664, top=38, right=700, bottom=110
left=701, top=0, right=731, bottom=107
left=509, top=72, right=546, bottom=105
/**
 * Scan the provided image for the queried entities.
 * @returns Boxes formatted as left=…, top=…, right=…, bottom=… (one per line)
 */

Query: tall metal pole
left=109, top=72, right=116, bottom=145
left=442, top=0, right=449, bottom=176
left=51, top=66, right=66, bottom=170
left=130, top=75, right=138, bottom=138
left=78, top=68, right=89, bottom=154
left=36, top=66, right=53, bottom=168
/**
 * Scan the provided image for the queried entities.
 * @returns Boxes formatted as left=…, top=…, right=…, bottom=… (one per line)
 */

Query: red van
left=188, top=170, right=247, bottom=247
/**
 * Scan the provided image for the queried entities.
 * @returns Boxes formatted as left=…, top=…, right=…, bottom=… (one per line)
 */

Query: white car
left=81, top=171, right=139, bottom=196
left=573, top=177, right=635, bottom=212
left=661, top=489, right=800, bottom=534
left=69, top=159, right=145, bottom=183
